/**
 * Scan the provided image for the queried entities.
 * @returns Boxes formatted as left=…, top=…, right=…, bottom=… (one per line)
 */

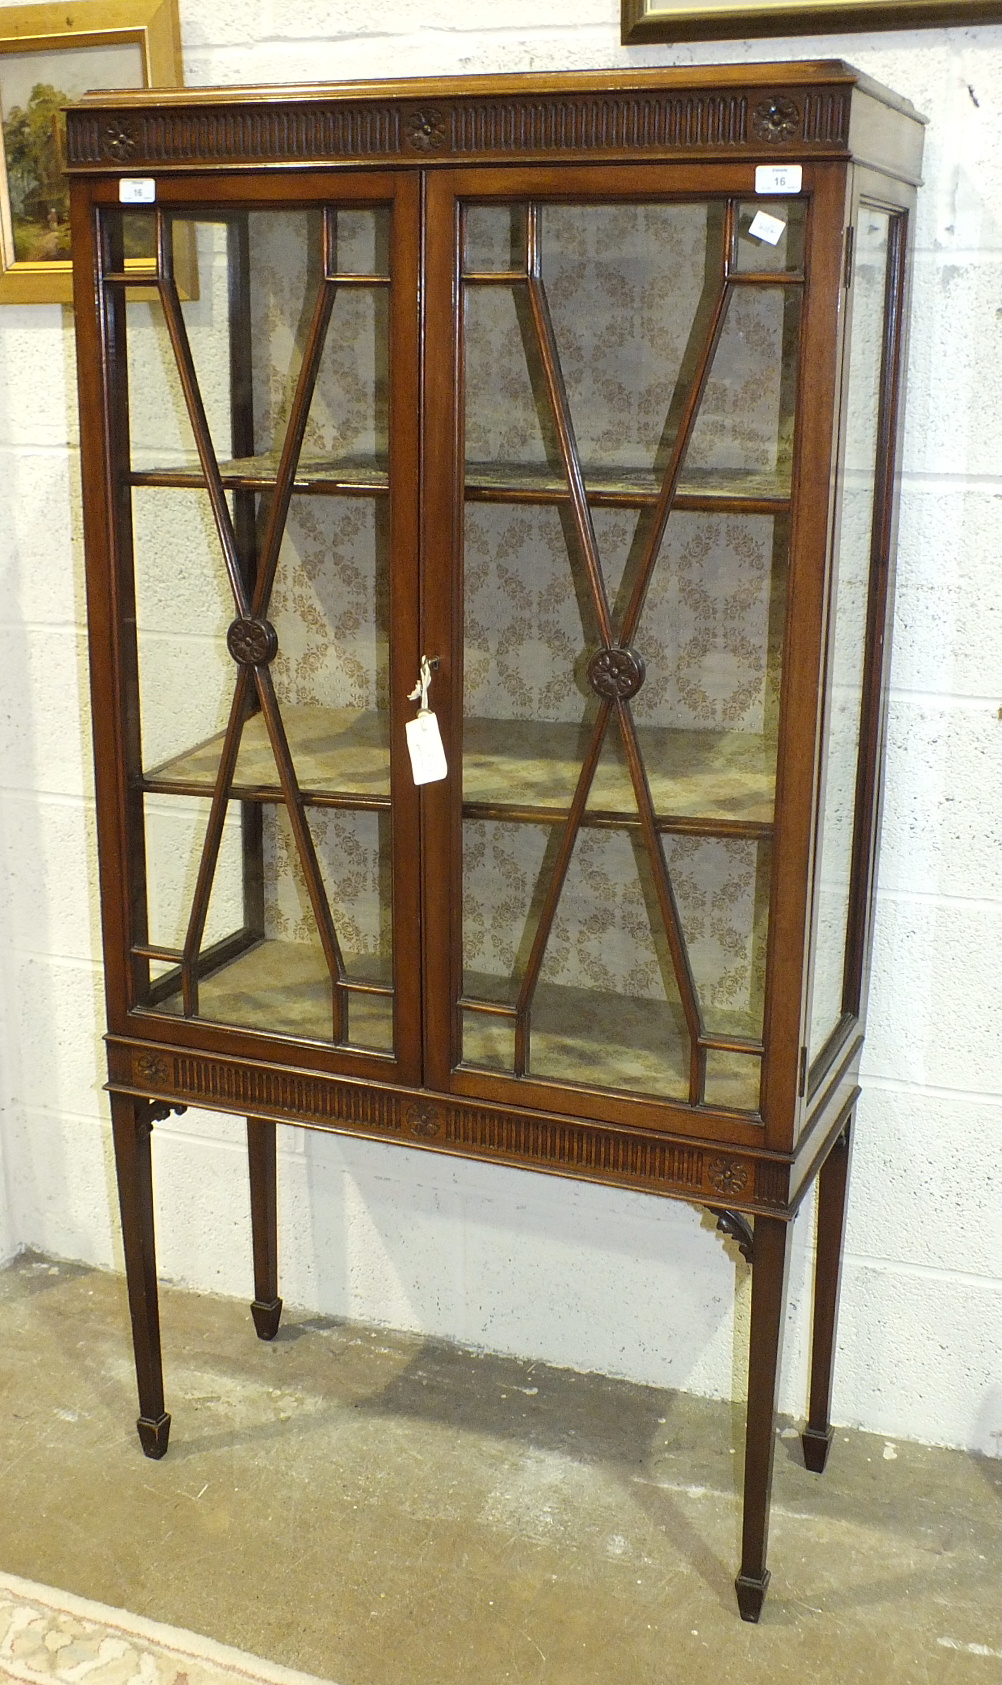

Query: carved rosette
left=406, top=109, right=447, bottom=151
left=104, top=121, right=138, bottom=160
left=587, top=647, right=646, bottom=701
left=135, top=1051, right=170, bottom=1086
left=752, top=98, right=800, bottom=143
left=406, top=1101, right=441, bottom=1139
left=707, top=1156, right=749, bottom=1197
left=227, top=616, right=278, bottom=665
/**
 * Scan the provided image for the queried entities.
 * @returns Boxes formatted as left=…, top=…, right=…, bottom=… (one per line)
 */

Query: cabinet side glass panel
left=808, top=208, right=893, bottom=1065
left=111, top=204, right=395, bottom=1053
left=133, top=486, right=234, bottom=775
left=458, top=196, right=798, bottom=1111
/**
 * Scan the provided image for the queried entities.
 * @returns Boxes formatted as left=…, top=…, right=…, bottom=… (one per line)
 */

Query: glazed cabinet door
left=78, top=172, right=423, bottom=1086
left=421, top=164, right=832, bottom=1137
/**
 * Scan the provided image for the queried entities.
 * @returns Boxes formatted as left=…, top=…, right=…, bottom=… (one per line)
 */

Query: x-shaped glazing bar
left=251, top=210, right=339, bottom=620
left=616, top=699, right=703, bottom=1101
left=153, top=208, right=348, bottom=1039
left=508, top=202, right=733, bottom=1090
left=524, top=206, right=612, bottom=649
left=618, top=201, right=736, bottom=651
left=155, top=215, right=250, bottom=619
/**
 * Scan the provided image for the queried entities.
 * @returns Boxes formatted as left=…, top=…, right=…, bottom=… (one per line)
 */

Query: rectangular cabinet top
left=64, top=61, right=925, bottom=183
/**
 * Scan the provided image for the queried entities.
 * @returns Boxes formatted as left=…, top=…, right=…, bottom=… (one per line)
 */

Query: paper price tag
left=754, top=164, right=802, bottom=195
left=405, top=711, right=448, bottom=785
left=119, top=178, right=156, bottom=204
left=747, top=209, right=786, bottom=246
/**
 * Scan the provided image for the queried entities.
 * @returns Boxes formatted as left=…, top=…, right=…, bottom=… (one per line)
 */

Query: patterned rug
left=0, top=1572, right=337, bottom=1685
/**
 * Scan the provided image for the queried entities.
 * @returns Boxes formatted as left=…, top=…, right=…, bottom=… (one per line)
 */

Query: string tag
left=406, top=655, right=447, bottom=785
left=405, top=712, right=448, bottom=784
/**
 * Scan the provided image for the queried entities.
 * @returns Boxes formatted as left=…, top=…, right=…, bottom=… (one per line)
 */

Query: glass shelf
left=461, top=979, right=761, bottom=1109
left=145, top=706, right=391, bottom=805
left=129, top=454, right=790, bottom=510
left=130, top=452, right=389, bottom=496
left=463, top=716, right=775, bottom=828
left=151, top=937, right=393, bottom=1050
left=144, top=706, right=774, bottom=831
left=465, top=461, right=791, bottom=510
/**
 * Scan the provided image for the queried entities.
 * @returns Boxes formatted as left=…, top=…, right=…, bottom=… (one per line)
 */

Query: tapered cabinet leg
left=735, top=1214, right=792, bottom=1623
left=247, top=1117, right=282, bottom=1339
left=111, top=1093, right=170, bottom=1458
left=802, top=1118, right=854, bottom=1474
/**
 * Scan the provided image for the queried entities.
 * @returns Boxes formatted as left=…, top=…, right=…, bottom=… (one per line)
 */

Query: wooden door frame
left=419, top=158, right=850, bottom=1149
left=71, top=166, right=426, bottom=1088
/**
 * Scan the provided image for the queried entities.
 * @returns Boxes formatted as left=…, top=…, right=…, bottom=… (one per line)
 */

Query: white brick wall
left=0, top=2, right=999, bottom=1455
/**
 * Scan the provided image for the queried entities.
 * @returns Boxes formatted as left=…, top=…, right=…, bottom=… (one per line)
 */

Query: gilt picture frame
left=0, top=0, right=182, bottom=304
left=622, top=0, right=999, bottom=42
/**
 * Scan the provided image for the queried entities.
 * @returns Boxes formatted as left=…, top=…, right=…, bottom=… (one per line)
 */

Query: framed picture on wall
left=0, top=0, right=182, bottom=304
left=622, top=0, right=999, bottom=41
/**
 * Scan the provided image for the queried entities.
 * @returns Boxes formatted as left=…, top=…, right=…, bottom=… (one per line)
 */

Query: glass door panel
left=686, top=286, right=801, bottom=496
left=529, top=827, right=689, bottom=1099
left=133, top=486, right=234, bottom=775
left=733, top=198, right=806, bottom=274
left=143, top=793, right=244, bottom=957
left=667, top=834, right=771, bottom=1040
left=146, top=797, right=393, bottom=1048
left=108, top=196, right=402, bottom=1056
left=457, top=190, right=802, bottom=1112
left=241, top=208, right=389, bottom=486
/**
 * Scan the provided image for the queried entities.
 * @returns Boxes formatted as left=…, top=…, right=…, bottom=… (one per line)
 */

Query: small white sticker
left=119, top=178, right=156, bottom=204
left=754, top=164, right=802, bottom=195
left=747, top=209, right=786, bottom=246
left=405, top=711, right=448, bottom=785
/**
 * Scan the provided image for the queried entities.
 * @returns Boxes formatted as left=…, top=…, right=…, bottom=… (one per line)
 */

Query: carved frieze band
left=801, top=91, right=850, bottom=144
left=65, top=105, right=403, bottom=166
left=449, top=93, right=750, bottom=154
left=65, top=86, right=849, bottom=170
left=168, top=1052, right=402, bottom=1133
left=125, top=1047, right=790, bottom=1208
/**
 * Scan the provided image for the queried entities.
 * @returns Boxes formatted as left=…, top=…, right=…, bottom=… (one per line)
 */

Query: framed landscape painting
left=0, top=0, right=182, bottom=304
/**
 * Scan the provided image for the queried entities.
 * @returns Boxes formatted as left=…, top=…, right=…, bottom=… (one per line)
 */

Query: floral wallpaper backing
left=463, top=820, right=769, bottom=1037
left=463, top=504, right=784, bottom=734
left=463, top=201, right=797, bottom=478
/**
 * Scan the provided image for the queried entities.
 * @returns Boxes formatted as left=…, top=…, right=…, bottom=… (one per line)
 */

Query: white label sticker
left=754, top=164, right=802, bottom=195
left=405, top=711, right=448, bottom=785
left=119, top=178, right=156, bottom=204
left=747, top=209, right=786, bottom=246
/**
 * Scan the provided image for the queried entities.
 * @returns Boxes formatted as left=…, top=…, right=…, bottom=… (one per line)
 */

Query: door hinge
left=798, top=1045, right=808, bottom=1097
left=844, top=224, right=855, bottom=290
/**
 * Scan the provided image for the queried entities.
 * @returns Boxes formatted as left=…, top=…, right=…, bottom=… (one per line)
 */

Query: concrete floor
left=0, top=1252, right=997, bottom=1685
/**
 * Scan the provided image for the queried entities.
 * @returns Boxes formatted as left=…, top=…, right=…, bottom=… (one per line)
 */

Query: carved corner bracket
left=135, top=1098, right=188, bottom=1138
left=707, top=1206, right=755, bottom=1263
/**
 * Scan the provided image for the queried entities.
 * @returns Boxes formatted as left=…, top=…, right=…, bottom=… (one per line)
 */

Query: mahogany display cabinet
left=65, top=62, right=923, bottom=1621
